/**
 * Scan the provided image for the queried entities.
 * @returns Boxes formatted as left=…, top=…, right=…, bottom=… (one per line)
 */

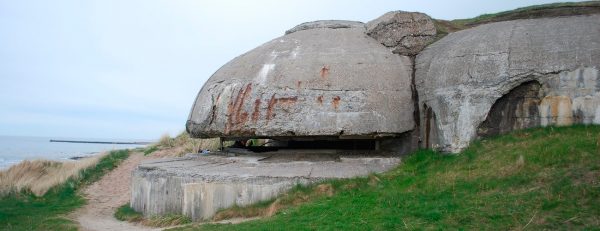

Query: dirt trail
left=72, top=149, right=258, bottom=230
left=73, top=152, right=162, bottom=231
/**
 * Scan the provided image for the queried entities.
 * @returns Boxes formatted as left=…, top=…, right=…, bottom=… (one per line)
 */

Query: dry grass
left=147, top=132, right=222, bottom=157
left=142, top=214, right=191, bottom=227
left=115, top=203, right=191, bottom=227
left=158, top=133, right=174, bottom=148
left=173, top=133, right=221, bottom=154
left=0, top=153, right=106, bottom=197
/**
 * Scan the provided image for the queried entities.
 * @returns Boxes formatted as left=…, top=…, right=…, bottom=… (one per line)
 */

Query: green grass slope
left=433, top=1, right=600, bottom=39
left=173, top=125, right=600, bottom=230
left=0, top=150, right=130, bottom=231
left=453, top=1, right=600, bottom=27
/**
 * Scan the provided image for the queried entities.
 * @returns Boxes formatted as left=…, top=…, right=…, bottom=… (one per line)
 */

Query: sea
left=0, top=135, right=150, bottom=170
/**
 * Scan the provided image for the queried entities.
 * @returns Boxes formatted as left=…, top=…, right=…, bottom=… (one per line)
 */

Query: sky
left=0, top=0, right=580, bottom=140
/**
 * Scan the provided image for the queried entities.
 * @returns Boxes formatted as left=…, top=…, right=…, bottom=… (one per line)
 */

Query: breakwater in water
left=50, top=139, right=152, bottom=145
left=0, top=136, right=150, bottom=169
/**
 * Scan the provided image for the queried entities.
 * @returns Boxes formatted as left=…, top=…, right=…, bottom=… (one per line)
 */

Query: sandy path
left=73, top=152, right=162, bottom=231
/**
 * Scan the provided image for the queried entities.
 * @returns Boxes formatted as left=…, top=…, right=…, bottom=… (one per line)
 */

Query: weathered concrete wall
left=131, top=166, right=311, bottom=220
left=416, top=15, right=600, bottom=153
left=540, top=67, right=600, bottom=126
left=478, top=67, right=600, bottom=137
left=131, top=154, right=401, bottom=221
left=187, top=21, right=414, bottom=139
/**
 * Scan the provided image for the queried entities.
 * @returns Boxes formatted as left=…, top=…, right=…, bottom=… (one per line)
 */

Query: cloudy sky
left=0, top=0, right=577, bottom=140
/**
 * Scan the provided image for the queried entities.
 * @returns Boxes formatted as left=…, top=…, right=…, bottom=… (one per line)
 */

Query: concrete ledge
left=131, top=152, right=401, bottom=220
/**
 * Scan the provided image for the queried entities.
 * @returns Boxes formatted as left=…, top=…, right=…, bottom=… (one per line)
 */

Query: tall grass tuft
left=174, top=132, right=221, bottom=154
left=146, top=132, right=222, bottom=157
left=158, top=133, right=174, bottom=148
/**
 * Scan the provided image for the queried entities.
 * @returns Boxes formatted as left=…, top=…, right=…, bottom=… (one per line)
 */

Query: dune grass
left=0, top=153, right=106, bottom=197
left=171, top=125, right=600, bottom=230
left=145, top=132, right=222, bottom=157
left=172, top=132, right=221, bottom=154
left=0, top=150, right=130, bottom=231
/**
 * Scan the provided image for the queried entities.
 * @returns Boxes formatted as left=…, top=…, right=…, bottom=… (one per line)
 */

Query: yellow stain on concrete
left=540, top=95, right=573, bottom=126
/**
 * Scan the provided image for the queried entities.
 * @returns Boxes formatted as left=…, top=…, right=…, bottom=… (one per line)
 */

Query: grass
left=211, top=183, right=336, bottom=221
left=146, top=132, right=223, bottom=157
left=158, top=133, right=175, bottom=147
left=428, top=1, right=600, bottom=42
left=170, top=125, right=600, bottom=230
left=0, top=153, right=105, bottom=197
left=115, top=203, right=191, bottom=227
left=171, top=132, right=221, bottom=154
left=451, top=1, right=600, bottom=27
left=115, top=204, right=143, bottom=222
left=142, top=214, right=192, bottom=227
left=143, top=146, right=159, bottom=156
left=0, top=150, right=130, bottom=231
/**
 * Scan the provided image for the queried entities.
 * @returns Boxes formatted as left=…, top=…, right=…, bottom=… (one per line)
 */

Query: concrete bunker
left=133, top=11, right=600, bottom=222
left=416, top=14, right=600, bottom=153
left=132, top=17, right=435, bottom=222
left=185, top=20, right=418, bottom=154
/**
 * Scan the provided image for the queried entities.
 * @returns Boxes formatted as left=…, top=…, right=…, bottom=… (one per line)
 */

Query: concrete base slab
left=131, top=151, right=401, bottom=221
